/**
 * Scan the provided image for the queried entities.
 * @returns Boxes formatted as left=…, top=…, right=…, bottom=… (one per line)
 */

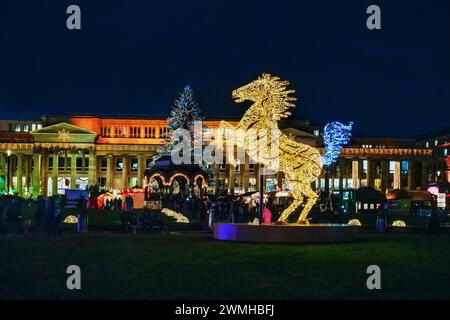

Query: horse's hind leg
left=276, top=183, right=303, bottom=224
left=297, top=183, right=318, bottom=224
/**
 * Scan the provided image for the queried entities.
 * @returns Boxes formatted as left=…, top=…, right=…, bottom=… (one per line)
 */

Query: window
left=31, top=124, right=36, bottom=131
left=444, top=149, right=448, bottom=157
left=389, top=161, right=395, bottom=174
left=37, top=124, right=42, bottom=130
left=219, top=164, right=226, bottom=172
left=425, top=142, right=429, bottom=148
left=100, top=158, right=107, bottom=172
left=59, top=157, right=69, bottom=171
left=131, top=158, right=138, bottom=172
left=98, top=177, right=107, bottom=188
left=116, top=158, right=123, bottom=172
left=8, top=123, right=13, bottom=131
left=249, top=164, right=255, bottom=173
left=314, top=130, right=320, bottom=136
left=23, top=125, right=29, bottom=132
left=234, top=165, right=240, bottom=173
left=434, top=139, right=438, bottom=146
left=401, top=160, right=408, bottom=174
left=14, top=124, right=21, bottom=132
left=362, top=160, right=368, bottom=174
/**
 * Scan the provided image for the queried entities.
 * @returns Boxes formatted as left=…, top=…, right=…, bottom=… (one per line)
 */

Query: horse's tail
left=322, top=121, right=353, bottom=167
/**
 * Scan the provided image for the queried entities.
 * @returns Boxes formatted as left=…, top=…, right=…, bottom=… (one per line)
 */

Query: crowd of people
left=0, top=195, right=66, bottom=236
left=0, top=190, right=285, bottom=236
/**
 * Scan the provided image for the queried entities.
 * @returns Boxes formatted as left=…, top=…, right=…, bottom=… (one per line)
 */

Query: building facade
left=0, top=115, right=437, bottom=199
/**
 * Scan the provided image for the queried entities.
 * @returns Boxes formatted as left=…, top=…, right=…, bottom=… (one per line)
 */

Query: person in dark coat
left=426, top=208, right=440, bottom=235
left=33, top=196, right=46, bottom=236
left=54, top=195, right=63, bottom=235
left=46, top=196, right=55, bottom=235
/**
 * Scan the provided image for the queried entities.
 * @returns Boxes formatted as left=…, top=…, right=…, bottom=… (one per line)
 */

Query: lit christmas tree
left=156, top=85, right=203, bottom=159
left=155, top=86, right=213, bottom=179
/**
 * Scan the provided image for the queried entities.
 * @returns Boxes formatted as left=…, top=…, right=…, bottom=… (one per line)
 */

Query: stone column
left=32, top=153, right=41, bottom=198
left=70, top=153, right=77, bottom=189
left=41, top=153, right=48, bottom=196
left=122, top=156, right=129, bottom=190
left=16, top=153, right=23, bottom=196
left=52, top=154, right=58, bottom=195
left=367, top=158, right=374, bottom=188
left=137, top=154, right=145, bottom=187
left=24, top=155, right=30, bottom=195
left=352, top=160, right=359, bottom=189
left=106, top=155, right=113, bottom=190
left=407, top=159, right=415, bottom=191
left=0, top=153, right=5, bottom=194
left=88, top=151, right=97, bottom=187
left=338, top=158, right=345, bottom=191
left=0, top=153, right=5, bottom=177
left=421, top=160, right=428, bottom=190
left=394, top=160, right=401, bottom=189
left=381, top=159, right=389, bottom=195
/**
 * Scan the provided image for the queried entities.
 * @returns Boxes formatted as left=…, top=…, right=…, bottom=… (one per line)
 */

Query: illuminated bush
left=161, top=208, right=190, bottom=223
left=63, top=215, right=78, bottom=224
left=348, top=219, right=362, bottom=226
left=392, top=220, right=406, bottom=227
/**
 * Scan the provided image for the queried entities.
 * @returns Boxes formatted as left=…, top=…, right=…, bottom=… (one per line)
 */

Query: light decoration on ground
left=219, top=73, right=328, bottom=224
left=161, top=208, right=190, bottom=223
left=392, top=220, right=406, bottom=227
left=63, top=215, right=78, bottom=224
left=348, top=219, right=362, bottom=226
left=322, top=121, right=353, bottom=166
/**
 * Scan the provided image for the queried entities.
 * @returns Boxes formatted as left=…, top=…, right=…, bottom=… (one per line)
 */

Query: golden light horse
left=219, top=74, right=322, bottom=224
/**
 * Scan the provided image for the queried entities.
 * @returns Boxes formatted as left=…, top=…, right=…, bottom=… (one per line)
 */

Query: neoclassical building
left=0, top=115, right=439, bottom=199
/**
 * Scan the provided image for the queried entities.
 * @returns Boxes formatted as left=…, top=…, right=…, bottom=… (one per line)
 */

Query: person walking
left=54, top=195, right=63, bottom=235
left=46, top=196, right=55, bottom=235
left=6, top=198, right=20, bottom=235
left=33, top=196, right=46, bottom=236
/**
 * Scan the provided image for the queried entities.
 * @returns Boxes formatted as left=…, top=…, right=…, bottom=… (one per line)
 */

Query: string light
left=322, top=121, right=353, bottom=167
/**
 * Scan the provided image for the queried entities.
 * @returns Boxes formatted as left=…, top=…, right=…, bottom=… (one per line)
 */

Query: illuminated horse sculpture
left=220, top=74, right=352, bottom=224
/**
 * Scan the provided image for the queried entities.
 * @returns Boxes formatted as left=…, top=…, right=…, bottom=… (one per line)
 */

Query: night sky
left=0, top=0, right=449, bottom=138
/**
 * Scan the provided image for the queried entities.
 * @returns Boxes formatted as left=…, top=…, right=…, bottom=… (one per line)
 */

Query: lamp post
left=258, top=164, right=264, bottom=224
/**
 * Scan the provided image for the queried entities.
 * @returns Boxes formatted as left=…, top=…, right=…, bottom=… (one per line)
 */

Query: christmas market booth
left=143, top=156, right=209, bottom=202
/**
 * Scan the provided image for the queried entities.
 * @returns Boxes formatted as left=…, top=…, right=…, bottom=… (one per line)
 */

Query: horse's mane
left=260, top=73, right=297, bottom=121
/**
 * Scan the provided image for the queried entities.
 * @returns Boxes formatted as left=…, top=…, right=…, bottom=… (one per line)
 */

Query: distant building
left=0, top=114, right=438, bottom=200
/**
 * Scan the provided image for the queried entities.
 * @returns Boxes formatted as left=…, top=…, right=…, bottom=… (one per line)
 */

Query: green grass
left=1, top=232, right=450, bottom=299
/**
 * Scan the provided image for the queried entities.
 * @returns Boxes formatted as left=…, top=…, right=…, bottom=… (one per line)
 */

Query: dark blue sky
left=1, top=0, right=449, bottom=138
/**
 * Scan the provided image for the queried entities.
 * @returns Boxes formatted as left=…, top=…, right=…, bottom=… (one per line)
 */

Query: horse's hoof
left=276, top=220, right=289, bottom=225
left=297, top=220, right=309, bottom=225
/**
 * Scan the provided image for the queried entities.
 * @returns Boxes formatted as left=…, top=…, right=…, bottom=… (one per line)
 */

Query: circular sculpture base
left=213, top=223, right=358, bottom=243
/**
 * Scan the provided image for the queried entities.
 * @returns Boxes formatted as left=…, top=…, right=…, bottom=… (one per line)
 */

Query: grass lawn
left=1, top=232, right=450, bottom=300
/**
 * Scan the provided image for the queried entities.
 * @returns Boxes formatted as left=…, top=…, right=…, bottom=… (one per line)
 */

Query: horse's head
left=232, top=73, right=297, bottom=129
